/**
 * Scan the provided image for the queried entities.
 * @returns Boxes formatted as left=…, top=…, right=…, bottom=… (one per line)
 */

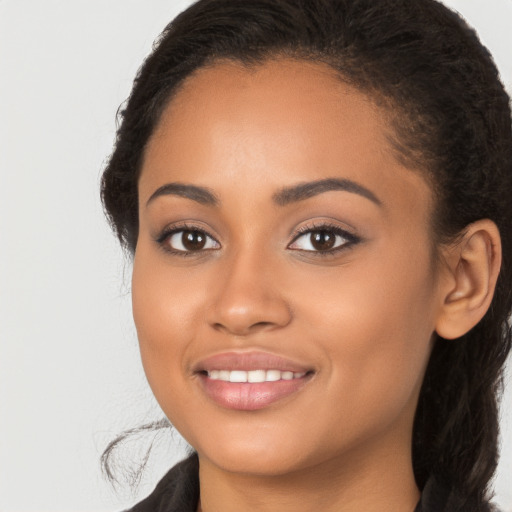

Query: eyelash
left=156, top=222, right=220, bottom=257
left=156, top=221, right=361, bottom=257
left=289, top=222, right=360, bottom=256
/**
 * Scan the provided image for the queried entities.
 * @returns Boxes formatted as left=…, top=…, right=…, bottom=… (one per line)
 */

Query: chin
left=203, top=448, right=308, bottom=477
left=192, top=425, right=338, bottom=478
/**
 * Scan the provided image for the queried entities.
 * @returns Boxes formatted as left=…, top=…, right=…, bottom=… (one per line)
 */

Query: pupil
left=311, top=231, right=335, bottom=251
left=182, top=230, right=206, bottom=251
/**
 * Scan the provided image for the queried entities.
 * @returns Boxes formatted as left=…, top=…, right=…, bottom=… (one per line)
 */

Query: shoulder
left=122, top=461, right=503, bottom=512
left=124, top=454, right=199, bottom=512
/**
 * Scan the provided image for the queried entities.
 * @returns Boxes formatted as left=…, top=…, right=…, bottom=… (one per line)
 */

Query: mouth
left=194, top=351, right=315, bottom=411
left=204, top=369, right=307, bottom=383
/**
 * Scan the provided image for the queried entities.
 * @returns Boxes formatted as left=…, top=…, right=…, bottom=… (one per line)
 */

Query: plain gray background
left=1, top=1, right=511, bottom=510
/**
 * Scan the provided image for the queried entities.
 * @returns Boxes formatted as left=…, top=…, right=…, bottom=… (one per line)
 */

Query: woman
left=101, top=0, right=512, bottom=510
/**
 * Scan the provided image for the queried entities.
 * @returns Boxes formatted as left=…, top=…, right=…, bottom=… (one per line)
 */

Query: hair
left=101, top=0, right=512, bottom=506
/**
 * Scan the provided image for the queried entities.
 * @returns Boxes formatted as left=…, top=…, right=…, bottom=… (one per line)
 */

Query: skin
left=132, top=59, right=499, bottom=512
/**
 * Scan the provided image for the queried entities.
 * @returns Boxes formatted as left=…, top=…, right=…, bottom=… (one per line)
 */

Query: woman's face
left=133, top=59, right=445, bottom=476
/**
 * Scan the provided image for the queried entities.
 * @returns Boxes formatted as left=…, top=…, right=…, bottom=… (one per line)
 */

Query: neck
left=197, top=428, right=420, bottom=512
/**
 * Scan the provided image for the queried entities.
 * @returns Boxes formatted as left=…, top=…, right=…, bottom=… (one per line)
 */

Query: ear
left=435, top=219, right=502, bottom=340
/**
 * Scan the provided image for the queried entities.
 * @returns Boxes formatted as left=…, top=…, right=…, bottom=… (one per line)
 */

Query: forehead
left=151, top=58, right=388, bottom=160
left=169, top=58, right=372, bottom=123
left=140, top=58, right=432, bottom=219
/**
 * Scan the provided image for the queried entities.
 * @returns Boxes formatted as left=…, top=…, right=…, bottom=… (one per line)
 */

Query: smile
left=194, top=351, right=314, bottom=410
left=206, top=369, right=306, bottom=382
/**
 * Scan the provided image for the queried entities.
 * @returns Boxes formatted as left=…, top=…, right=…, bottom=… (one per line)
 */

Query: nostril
left=252, top=321, right=275, bottom=329
left=207, top=293, right=293, bottom=335
left=212, top=320, right=276, bottom=335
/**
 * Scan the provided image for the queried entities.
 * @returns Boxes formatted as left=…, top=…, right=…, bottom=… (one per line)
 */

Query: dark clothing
left=128, top=456, right=200, bottom=512
left=126, top=454, right=493, bottom=512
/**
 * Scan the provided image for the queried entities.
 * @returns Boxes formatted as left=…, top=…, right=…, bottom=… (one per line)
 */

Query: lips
left=194, top=351, right=312, bottom=373
left=193, top=351, right=314, bottom=411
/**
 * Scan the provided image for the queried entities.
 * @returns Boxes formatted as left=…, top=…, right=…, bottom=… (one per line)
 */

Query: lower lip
left=197, top=373, right=312, bottom=410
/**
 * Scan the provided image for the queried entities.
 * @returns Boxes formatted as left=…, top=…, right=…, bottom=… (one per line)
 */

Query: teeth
left=229, top=370, right=247, bottom=383
left=219, top=370, right=230, bottom=381
left=248, top=370, right=266, bottom=383
left=266, top=370, right=281, bottom=381
left=207, top=369, right=307, bottom=382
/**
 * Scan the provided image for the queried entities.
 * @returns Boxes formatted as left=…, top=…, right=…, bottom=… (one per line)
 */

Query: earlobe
left=435, top=220, right=502, bottom=340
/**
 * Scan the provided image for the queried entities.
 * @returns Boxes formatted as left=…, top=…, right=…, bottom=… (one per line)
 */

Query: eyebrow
left=272, top=178, right=382, bottom=207
left=146, top=177, right=382, bottom=208
left=146, top=182, right=219, bottom=207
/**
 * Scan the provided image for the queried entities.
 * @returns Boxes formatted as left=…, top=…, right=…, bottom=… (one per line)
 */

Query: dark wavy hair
left=101, top=0, right=512, bottom=506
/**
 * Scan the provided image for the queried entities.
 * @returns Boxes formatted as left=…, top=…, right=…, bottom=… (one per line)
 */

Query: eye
left=288, top=225, right=357, bottom=253
left=159, top=227, right=220, bottom=253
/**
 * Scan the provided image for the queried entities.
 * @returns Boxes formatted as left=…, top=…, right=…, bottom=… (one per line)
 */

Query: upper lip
left=193, top=351, right=313, bottom=373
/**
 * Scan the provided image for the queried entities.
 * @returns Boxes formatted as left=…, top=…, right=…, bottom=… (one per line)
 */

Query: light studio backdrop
left=0, top=1, right=511, bottom=511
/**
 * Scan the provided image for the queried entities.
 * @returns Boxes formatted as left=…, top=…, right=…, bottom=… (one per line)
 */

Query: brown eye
left=164, top=229, right=220, bottom=253
left=288, top=225, right=357, bottom=254
left=310, top=231, right=336, bottom=251
left=182, top=230, right=207, bottom=251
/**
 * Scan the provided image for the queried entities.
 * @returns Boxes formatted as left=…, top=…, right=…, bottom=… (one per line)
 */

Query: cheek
left=131, top=247, right=203, bottom=401
left=295, top=241, right=437, bottom=418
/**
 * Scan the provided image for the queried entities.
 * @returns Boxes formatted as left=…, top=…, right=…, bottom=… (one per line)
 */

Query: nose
left=206, top=250, right=292, bottom=336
